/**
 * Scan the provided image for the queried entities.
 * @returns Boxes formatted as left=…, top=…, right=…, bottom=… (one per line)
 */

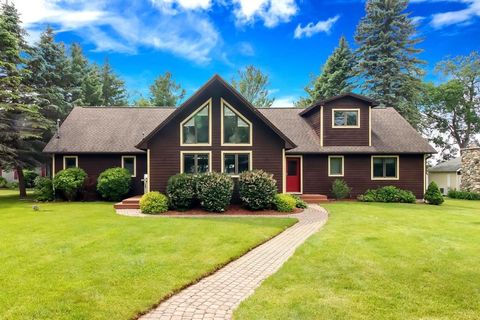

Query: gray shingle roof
left=43, top=107, right=175, bottom=153
left=428, top=157, right=461, bottom=172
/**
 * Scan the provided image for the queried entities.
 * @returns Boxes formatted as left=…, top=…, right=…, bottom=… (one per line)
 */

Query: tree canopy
left=232, top=66, right=275, bottom=108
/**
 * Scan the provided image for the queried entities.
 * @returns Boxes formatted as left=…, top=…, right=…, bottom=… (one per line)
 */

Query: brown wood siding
left=53, top=153, right=146, bottom=196
left=148, top=81, right=285, bottom=193
left=323, top=97, right=370, bottom=146
left=304, top=107, right=321, bottom=137
left=303, top=154, right=425, bottom=198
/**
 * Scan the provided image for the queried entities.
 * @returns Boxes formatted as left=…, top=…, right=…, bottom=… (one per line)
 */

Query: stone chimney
left=460, top=143, right=480, bottom=192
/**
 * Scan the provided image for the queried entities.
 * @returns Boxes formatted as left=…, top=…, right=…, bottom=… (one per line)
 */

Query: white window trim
left=285, top=155, right=303, bottom=194
left=221, top=98, right=253, bottom=146
left=328, top=155, right=344, bottom=177
left=332, top=108, right=361, bottom=128
left=371, top=155, right=400, bottom=180
left=122, top=155, right=137, bottom=177
left=63, top=155, right=78, bottom=170
left=180, top=98, right=212, bottom=147
left=180, top=151, right=212, bottom=174
left=221, top=151, right=253, bottom=177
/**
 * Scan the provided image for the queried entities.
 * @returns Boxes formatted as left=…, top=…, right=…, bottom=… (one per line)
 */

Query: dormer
left=300, top=93, right=379, bottom=147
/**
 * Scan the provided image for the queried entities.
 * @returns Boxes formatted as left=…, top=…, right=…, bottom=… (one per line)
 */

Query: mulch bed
left=161, top=205, right=303, bottom=216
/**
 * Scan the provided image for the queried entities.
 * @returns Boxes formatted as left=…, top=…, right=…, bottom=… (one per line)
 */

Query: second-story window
left=222, top=99, right=252, bottom=145
left=333, top=109, right=360, bottom=128
left=181, top=100, right=211, bottom=145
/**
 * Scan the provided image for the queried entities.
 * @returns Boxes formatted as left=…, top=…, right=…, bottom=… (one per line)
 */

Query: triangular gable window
left=222, top=99, right=252, bottom=145
left=181, top=99, right=211, bottom=145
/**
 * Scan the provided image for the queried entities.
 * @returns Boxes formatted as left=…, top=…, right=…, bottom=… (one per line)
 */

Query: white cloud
left=12, top=0, right=220, bottom=64
left=294, top=15, right=340, bottom=39
left=232, top=0, right=298, bottom=27
left=430, top=0, right=480, bottom=28
left=237, top=42, right=255, bottom=56
left=150, top=0, right=212, bottom=14
left=271, top=96, right=296, bottom=108
left=411, top=16, right=426, bottom=24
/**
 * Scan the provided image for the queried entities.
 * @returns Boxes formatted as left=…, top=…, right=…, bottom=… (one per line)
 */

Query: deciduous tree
left=232, top=65, right=274, bottom=108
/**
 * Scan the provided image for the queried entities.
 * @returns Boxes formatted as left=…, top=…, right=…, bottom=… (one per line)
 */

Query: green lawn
left=0, top=190, right=295, bottom=320
left=235, top=200, right=480, bottom=320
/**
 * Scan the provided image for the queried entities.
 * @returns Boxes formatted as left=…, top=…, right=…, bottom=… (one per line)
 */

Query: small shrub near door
left=196, top=172, right=233, bottom=212
left=140, top=192, right=169, bottom=214
left=238, top=170, right=277, bottom=210
left=97, top=167, right=131, bottom=201
left=331, top=179, right=351, bottom=199
left=424, top=182, right=444, bottom=205
left=167, top=173, right=197, bottom=210
left=291, top=194, right=308, bottom=209
left=274, top=194, right=297, bottom=212
left=33, top=177, right=54, bottom=201
left=53, top=168, right=87, bottom=201
left=358, top=186, right=416, bottom=203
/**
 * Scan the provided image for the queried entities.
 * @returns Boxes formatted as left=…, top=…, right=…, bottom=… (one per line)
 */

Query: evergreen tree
left=101, top=58, right=127, bottom=106
left=67, top=43, right=88, bottom=105
left=82, top=63, right=103, bottom=106
left=0, top=2, right=49, bottom=198
left=355, top=0, right=424, bottom=126
left=149, top=72, right=185, bottom=106
left=232, top=65, right=275, bottom=108
left=296, top=36, right=355, bottom=108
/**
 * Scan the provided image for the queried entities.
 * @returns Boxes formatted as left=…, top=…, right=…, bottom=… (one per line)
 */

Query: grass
left=235, top=200, right=480, bottom=320
left=0, top=190, right=295, bottom=320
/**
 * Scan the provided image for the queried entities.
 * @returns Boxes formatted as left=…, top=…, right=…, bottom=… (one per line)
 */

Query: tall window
left=222, top=152, right=251, bottom=175
left=222, top=100, right=251, bottom=145
left=181, top=101, right=210, bottom=145
left=328, top=156, right=344, bottom=177
left=182, top=153, right=210, bottom=174
left=333, top=109, right=359, bottom=127
left=372, top=156, right=398, bottom=179
left=63, top=156, right=78, bottom=169
left=122, top=156, right=136, bottom=177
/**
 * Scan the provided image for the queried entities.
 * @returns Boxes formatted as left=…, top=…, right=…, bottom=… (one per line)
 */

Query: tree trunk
left=16, top=166, right=27, bottom=199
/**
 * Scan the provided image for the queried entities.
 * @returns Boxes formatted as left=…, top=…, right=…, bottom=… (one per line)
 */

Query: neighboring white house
left=428, top=158, right=462, bottom=195
left=0, top=167, right=47, bottom=183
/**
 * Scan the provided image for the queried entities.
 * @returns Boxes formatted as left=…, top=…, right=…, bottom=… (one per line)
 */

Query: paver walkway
left=137, top=205, right=328, bottom=320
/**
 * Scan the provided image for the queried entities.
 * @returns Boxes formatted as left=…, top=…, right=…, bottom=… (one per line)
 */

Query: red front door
left=286, top=157, right=301, bottom=193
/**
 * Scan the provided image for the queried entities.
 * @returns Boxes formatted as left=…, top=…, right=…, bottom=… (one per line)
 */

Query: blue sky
left=12, top=0, right=480, bottom=107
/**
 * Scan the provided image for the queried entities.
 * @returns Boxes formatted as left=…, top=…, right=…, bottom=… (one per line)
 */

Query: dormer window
left=221, top=99, right=252, bottom=146
left=332, top=109, right=360, bottom=128
left=180, top=99, right=211, bottom=146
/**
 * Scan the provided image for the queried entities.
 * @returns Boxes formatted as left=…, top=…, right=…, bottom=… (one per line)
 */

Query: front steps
left=299, top=194, right=329, bottom=203
left=114, top=195, right=141, bottom=210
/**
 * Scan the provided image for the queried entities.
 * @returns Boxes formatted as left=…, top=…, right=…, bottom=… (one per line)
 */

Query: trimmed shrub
left=33, top=177, right=54, bottom=201
left=23, top=170, right=39, bottom=188
left=291, top=194, right=308, bottom=209
left=447, top=189, right=480, bottom=200
left=358, top=186, right=416, bottom=203
left=238, top=170, right=277, bottom=210
left=196, top=172, right=234, bottom=212
left=140, top=191, right=169, bottom=214
left=331, top=179, right=351, bottom=199
left=53, top=168, right=87, bottom=201
left=0, top=176, right=8, bottom=188
left=97, top=167, right=131, bottom=201
left=274, top=194, right=296, bottom=212
left=167, top=173, right=197, bottom=210
left=424, top=181, right=444, bottom=205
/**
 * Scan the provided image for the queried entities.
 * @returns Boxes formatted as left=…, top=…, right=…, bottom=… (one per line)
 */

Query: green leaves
left=232, top=66, right=275, bottom=108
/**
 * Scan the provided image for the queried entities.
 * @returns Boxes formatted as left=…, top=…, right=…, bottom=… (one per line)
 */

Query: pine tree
left=101, top=58, right=127, bottom=106
left=67, top=43, right=88, bottom=105
left=232, top=65, right=275, bottom=108
left=0, top=2, right=49, bottom=198
left=296, top=36, right=355, bottom=108
left=82, top=63, right=103, bottom=106
left=355, top=0, right=424, bottom=126
left=149, top=72, right=185, bottom=106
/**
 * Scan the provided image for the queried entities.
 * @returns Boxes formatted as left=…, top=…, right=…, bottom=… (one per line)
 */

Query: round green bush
left=238, top=170, right=277, bottom=210
left=167, top=173, right=197, bottom=210
left=140, top=191, right=169, bottom=214
left=358, top=186, right=415, bottom=203
left=96, top=167, right=131, bottom=201
left=274, top=194, right=296, bottom=212
left=291, top=194, right=308, bottom=209
left=424, top=181, right=444, bottom=205
left=33, top=176, right=54, bottom=201
left=196, top=172, right=233, bottom=212
left=53, top=168, right=87, bottom=201
left=23, top=170, right=39, bottom=188
left=0, top=176, right=8, bottom=188
left=331, top=179, right=351, bottom=199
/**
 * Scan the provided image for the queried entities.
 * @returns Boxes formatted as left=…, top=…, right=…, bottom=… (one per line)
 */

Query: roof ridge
left=77, top=106, right=177, bottom=109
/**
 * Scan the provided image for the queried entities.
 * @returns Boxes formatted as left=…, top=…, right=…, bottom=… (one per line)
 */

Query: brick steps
left=114, top=196, right=141, bottom=210
left=299, top=194, right=329, bottom=203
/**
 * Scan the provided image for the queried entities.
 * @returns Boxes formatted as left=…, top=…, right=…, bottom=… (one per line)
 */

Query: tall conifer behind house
left=101, top=58, right=128, bottom=106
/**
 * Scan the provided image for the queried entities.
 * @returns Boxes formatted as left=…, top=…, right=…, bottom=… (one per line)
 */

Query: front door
left=286, top=157, right=301, bottom=193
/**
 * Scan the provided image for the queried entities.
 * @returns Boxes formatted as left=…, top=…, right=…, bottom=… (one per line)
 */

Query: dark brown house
left=44, top=75, right=435, bottom=199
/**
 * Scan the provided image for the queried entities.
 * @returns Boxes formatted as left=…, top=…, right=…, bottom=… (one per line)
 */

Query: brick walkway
left=138, top=205, right=328, bottom=320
